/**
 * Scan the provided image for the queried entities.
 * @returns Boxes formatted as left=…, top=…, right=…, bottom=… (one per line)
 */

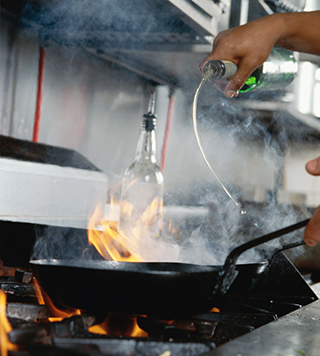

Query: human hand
left=304, top=156, right=320, bottom=246
left=305, top=156, right=320, bottom=176
left=199, top=15, right=282, bottom=98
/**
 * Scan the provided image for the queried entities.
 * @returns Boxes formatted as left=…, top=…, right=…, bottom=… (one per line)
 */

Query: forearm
left=274, top=11, right=320, bottom=55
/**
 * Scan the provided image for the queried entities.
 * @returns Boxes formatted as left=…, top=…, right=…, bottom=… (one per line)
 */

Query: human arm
left=199, top=11, right=320, bottom=98
left=304, top=156, right=320, bottom=246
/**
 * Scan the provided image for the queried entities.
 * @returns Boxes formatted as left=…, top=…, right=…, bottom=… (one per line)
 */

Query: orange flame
left=88, top=194, right=163, bottom=263
left=87, top=205, right=142, bottom=262
left=46, top=297, right=81, bottom=322
left=33, top=278, right=81, bottom=322
left=33, top=277, right=45, bottom=305
left=210, top=307, right=220, bottom=313
left=89, top=314, right=147, bottom=338
left=0, top=291, right=17, bottom=355
left=88, top=197, right=163, bottom=262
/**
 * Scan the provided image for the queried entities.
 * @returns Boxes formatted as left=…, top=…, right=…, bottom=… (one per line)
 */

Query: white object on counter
left=0, top=157, right=108, bottom=229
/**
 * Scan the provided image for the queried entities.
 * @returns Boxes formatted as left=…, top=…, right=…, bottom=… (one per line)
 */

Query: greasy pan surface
left=30, top=259, right=268, bottom=317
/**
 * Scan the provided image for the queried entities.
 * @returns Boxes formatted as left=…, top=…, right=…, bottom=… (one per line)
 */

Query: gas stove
left=2, top=245, right=319, bottom=356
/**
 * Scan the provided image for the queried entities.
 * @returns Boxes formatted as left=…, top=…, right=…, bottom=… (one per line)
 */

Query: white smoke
left=25, top=0, right=313, bottom=267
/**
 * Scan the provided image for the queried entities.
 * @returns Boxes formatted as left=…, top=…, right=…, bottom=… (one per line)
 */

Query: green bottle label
left=246, top=76, right=256, bottom=86
left=240, top=76, right=257, bottom=92
left=238, top=47, right=297, bottom=93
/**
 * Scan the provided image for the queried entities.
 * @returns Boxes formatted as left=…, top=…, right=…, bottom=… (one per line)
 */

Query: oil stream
left=192, top=77, right=245, bottom=213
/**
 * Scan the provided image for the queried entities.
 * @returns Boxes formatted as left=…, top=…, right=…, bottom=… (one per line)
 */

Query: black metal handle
left=214, top=219, right=309, bottom=295
left=268, top=240, right=306, bottom=265
left=225, top=218, right=309, bottom=266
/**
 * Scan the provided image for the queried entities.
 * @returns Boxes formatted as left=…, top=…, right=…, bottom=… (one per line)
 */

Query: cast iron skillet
left=30, top=219, right=309, bottom=317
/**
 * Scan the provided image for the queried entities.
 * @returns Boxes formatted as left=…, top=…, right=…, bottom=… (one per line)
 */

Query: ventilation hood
left=1, top=0, right=319, bottom=139
left=2, top=0, right=232, bottom=86
left=1, top=0, right=309, bottom=87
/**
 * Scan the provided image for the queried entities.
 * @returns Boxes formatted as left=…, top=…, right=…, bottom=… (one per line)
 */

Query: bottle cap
left=202, top=60, right=226, bottom=79
left=143, top=113, right=157, bottom=131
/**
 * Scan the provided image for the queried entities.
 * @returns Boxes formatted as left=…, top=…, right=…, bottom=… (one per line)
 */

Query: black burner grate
left=2, top=252, right=318, bottom=356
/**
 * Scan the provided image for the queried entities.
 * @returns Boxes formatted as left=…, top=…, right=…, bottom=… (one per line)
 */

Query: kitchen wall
left=1, top=10, right=320, bottom=209
left=0, top=14, right=151, bottom=174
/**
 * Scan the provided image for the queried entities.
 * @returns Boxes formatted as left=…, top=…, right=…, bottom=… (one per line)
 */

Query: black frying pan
left=30, top=219, right=309, bottom=317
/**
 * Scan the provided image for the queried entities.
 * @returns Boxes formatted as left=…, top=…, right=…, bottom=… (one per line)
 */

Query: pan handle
left=214, top=218, right=309, bottom=295
left=226, top=218, right=309, bottom=265
left=268, top=240, right=306, bottom=264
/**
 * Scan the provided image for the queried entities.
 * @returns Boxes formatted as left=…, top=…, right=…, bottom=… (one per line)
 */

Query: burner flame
left=33, top=278, right=81, bottom=321
left=89, top=314, right=147, bottom=338
left=0, top=291, right=17, bottom=355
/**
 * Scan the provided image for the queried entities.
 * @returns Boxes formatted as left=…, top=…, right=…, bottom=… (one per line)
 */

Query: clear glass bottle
left=202, top=47, right=298, bottom=92
left=119, top=92, right=164, bottom=239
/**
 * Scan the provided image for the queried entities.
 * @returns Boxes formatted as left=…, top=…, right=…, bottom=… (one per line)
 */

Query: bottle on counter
left=201, top=47, right=298, bottom=92
left=119, top=92, right=164, bottom=239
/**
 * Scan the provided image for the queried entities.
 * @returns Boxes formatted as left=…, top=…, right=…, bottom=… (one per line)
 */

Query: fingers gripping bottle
left=201, top=47, right=298, bottom=92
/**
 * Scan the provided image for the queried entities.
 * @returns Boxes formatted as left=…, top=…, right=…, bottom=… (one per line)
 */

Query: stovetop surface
left=201, top=283, right=320, bottom=356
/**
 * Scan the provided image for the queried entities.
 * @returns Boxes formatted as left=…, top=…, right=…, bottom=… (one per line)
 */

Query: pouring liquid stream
left=192, top=76, right=245, bottom=214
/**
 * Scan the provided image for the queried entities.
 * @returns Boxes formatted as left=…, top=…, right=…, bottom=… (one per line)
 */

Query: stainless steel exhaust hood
left=2, top=0, right=319, bottom=139
left=1, top=0, right=308, bottom=87
left=2, top=0, right=231, bottom=86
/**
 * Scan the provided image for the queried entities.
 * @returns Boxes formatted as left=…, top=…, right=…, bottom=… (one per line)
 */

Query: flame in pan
left=87, top=205, right=143, bottom=262
left=87, top=194, right=164, bottom=263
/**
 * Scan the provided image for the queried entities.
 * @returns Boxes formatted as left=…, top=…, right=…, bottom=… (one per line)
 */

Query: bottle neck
left=202, top=60, right=237, bottom=80
left=135, top=114, right=157, bottom=164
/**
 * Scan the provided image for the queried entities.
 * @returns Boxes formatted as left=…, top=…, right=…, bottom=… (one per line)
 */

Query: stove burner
left=2, top=253, right=318, bottom=356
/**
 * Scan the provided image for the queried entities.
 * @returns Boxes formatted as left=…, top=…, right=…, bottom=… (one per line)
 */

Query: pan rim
left=29, top=258, right=222, bottom=273
left=29, top=258, right=267, bottom=275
